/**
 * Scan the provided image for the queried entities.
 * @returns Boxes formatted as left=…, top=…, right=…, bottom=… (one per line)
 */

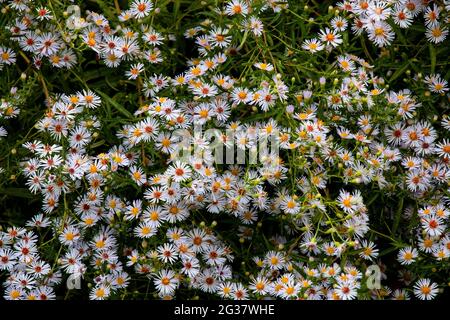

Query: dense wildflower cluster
left=0, top=0, right=448, bottom=300
left=337, top=0, right=450, bottom=47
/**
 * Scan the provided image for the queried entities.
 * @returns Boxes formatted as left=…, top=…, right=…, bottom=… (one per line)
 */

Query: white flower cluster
left=0, top=0, right=448, bottom=300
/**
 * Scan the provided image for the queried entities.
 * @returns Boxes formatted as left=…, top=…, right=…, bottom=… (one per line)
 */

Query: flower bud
left=319, top=77, right=326, bottom=85
left=286, top=105, right=295, bottom=114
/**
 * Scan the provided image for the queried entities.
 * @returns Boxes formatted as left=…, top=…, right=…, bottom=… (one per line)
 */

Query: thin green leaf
left=96, top=90, right=134, bottom=119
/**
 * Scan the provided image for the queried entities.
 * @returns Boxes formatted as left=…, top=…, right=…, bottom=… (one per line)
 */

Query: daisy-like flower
left=90, top=285, right=111, bottom=300
left=186, top=228, right=211, bottom=253
left=142, top=28, right=164, bottom=46
left=26, top=214, right=50, bottom=228
left=367, top=1, right=392, bottom=21
left=198, top=270, right=219, bottom=293
left=243, top=16, right=264, bottom=36
left=391, top=288, right=410, bottom=300
left=254, top=62, right=274, bottom=72
left=0, top=47, right=16, bottom=65
left=36, top=33, right=61, bottom=57
left=164, top=202, right=189, bottom=223
left=134, top=222, right=156, bottom=238
left=181, top=257, right=200, bottom=278
left=413, top=278, right=439, bottom=300
left=424, top=4, right=440, bottom=28
left=103, top=52, right=122, bottom=67
left=302, top=39, right=324, bottom=53
left=256, top=88, right=277, bottom=112
left=397, top=247, right=418, bottom=265
left=280, top=195, right=300, bottom=214
left=125, top=63, right=144, bottom=80
left=359, top=240, right=379, bottom=260
left=421, top=214, right=445, bottom=237
left=209, top=28, right=231, bottom=48
left=393, top=6, right=413, bottom=28
left=167, top=161, right=192, bottom=182
left=331, top=16, right=348, bottom=32
left=405, top=169, right=430, bottom=192
left=156, top=133, right=177, bottom=154
left=153, top=269, right=179, bottom=296
left=129, top=165, right=147, bottom=186
left=59, top=226, right=81, bottom=246
left=36, top=6, right=53, bottom=21
left=19, top=32, right=39, bottom=52
left=4, top=287, right=24, bottom=300
left=80, top=90, right=101, bottom=108
left=249, top=275, right=270, bottom=295
left=193, top=83, right=219, bottom=98
left=335, top=280, right=358, bottom=300
left=337, top=55, right=355, bottom=72
left=0, top=249, right=17, bottom=271
left=231, top=87, right=251, bottom=104
left=264, top=251, right=285, bottom=270
left=433, top=246, right=449, bottom=261
left=425, top=23, right=448, bottom=43
left=157, top=243, right=179, bottom=264
left=367, top=22, right=395, bottom=47
left=232, top=283, right=249, bottom=300
left=319, top=28, right=342, bottom=48
left=131, top=0, right=153, bottom=19
left=217, top=281, right=234, bottom=298
left=124, top=200, right=143, bottom=220
left=424, top=74, right=449, bottom=94
left=337, top=190, right=362, bottom=214
left=225, top=0, right=249, bottom=16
